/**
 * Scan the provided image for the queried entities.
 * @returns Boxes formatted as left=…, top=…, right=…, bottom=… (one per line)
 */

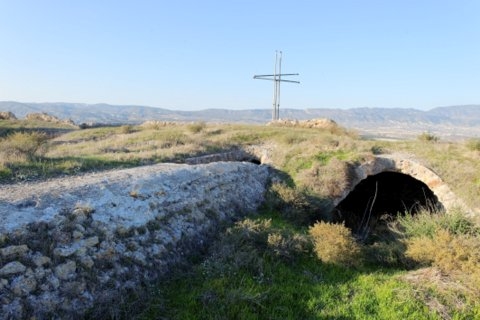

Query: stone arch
left=332, top=155, right=470, bottom=236
left=333, top=155, right=466, bottom=212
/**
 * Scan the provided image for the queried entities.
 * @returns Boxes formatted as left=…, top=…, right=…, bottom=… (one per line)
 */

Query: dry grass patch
left=298, top=158, right=355, bottom=199
left=406, top=229, right=480, bottom=283
left=401, top=267, right=480, bottom=319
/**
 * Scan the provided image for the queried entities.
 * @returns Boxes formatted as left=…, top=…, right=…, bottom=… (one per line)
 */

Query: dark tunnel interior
left=334, top=171, right=439, bottom=240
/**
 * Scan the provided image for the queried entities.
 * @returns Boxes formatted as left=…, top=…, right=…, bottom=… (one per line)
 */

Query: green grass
left=133, top=207, right=480, bottom=320
left=0, top=118, right=76, bottom=130
left=137, top=211, right=439, bottom=320
left=315, top=149, right=357, bottom=165
left=140, top=261, right=432, bottom=320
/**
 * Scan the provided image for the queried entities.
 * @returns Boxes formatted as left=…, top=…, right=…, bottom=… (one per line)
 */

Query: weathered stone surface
left=0, top=262, right=26, bottom=276
left=83, top=236, right=99, bottom=247
left=0, top=111, right=17, bottom=120
left=72, top=230, right=84, bottom=240
left=34, top=267, right=46, bottom=280
left=0, top=245, right=29, bottom=258
left=29, top=292, right=59, bottom=315
left=60, top=281, right=86, bottom=297
left=53, top=246, right=77, bottom=258
left=32, top=253, right=51, bottom=267
left=0, top=278, right=8, bottom=290
left=2, top=298, right=23, bottom=319
left=10, top=275, right=37, bottom=296
left=25, top=112, right=75, bottom=126
left=0, top=161, right=270, bottom=319
left=79, top=256, right=94, bottom=269
left=47, top=274, right=60, bottom=290
left=54, top=261, right=77, bottom=280
left=0, top=162, right=269, bottom=232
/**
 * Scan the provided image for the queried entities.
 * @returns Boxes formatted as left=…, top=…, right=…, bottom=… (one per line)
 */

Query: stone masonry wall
left=0, top=162, right=270, bottom=319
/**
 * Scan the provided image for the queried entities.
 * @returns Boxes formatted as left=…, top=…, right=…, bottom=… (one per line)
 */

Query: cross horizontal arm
left=253, top=77, right=300, bottom=84
left=253, top=73, right=299, bottom=78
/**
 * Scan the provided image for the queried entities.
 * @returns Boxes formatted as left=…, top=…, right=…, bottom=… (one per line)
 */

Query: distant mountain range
left=1, top=101, right=479, bottom=140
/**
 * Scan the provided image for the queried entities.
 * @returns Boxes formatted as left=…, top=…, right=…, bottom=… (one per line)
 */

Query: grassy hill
left=1, top=118, right=480, bottom=319
left=2, top=101, right=480, bottom=140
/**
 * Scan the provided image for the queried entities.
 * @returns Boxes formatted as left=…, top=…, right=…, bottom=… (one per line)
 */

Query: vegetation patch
left=2, top=115, right=480, bottom=318
left=417, top=131, right=439, bottom=143
left=466, top=138, right=480, bottom=152
left=309, top=221, right=362, bottom=267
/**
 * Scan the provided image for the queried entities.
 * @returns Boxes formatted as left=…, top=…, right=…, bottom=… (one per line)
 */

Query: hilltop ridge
left=1, top=101, right=479, bottom=139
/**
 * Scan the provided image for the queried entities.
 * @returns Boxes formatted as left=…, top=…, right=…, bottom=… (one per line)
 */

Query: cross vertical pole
left=277, top=51, right=282, bottom=120
left=272, top=51, right=278, bottom=121
left=254, top=51, right=299, bottom=122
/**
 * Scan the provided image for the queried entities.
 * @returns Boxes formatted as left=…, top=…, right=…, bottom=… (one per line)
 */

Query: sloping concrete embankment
left=0, top=162, right=269, bottom=319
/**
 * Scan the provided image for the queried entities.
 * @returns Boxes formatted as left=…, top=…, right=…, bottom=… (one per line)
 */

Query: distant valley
left=1, top=101, right=479, bottom=140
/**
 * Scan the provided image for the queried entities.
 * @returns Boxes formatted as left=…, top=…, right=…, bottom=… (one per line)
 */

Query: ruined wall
left=0, top=162, right=269, bottom=319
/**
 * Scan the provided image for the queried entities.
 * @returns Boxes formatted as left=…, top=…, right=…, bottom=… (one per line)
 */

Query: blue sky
left=0, top=0, right=479, bottom=111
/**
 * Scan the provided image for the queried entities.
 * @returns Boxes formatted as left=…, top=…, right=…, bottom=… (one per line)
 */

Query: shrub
left=159, top=132, right=189, bottom=149
left=363, top=240, right=411, bottom=268
left=396, top=209, right=480, bottom=239
left=370, top=145, right=384, bottom=155
left=202, top=218, right=312, bottom=278
left=119, top=125, right=135, bottom=134
left=406, top=229, right=480, bottom=275
left=299, top=158, right=354, bottom=199
left=187, top=121, right=206, bottom=134
left=466, top=138, right=480, bottom=152
left=267, top=232, right=311, bottom=262
left=417, top=132, right=439, bottom=142
left=206, top=128, right=223, bottom=136
left=140, top=120, right=169, bottom=130
left=264, top=182, right=321, bottom=225
left=202, top=219, right=272, bottom=277
left=309, top=221, right=362, bottom=267
left=400, top=209, right=480, bottom=291
left=0, top=131, right=48, bottom=161
left=0, top=165, right=12, bottom=180
left=281, top=132, right=307, bottom=145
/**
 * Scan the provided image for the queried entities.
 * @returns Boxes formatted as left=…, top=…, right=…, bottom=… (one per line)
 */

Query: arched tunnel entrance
left=334, top=171, right=440, bottom=240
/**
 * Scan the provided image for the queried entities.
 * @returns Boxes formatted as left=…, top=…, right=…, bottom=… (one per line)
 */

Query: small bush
left=267, top=232, right=311, bottom=262
left=400, top=209, right=480, bottom=293
left=299, top=158, right=354, bottom=199
left=406, top=229, right=480, bottom=275
left=417, top=132, right=439, bottom=143
left=397, top=209, right=480, bottom=239
left=141, top=121, right=169, bottom=130
left=309, top=221, right=362, bottom=267
left=264, top=182, right=318, bottom=225
left=159, top=132, right=189, bottom=148
left=0, top=131, right=48, bottom=161
left=0, top=165, right=12, bottom=180
left=363, top=240, right=411, bottom=268
left=202, top=219, right=272, bottom=277
left=202, top=217, right=312, bottom=278
left=119, top=125, right=135, bottom=134
left=206, top=128, right=223, bottom=136
left=370, top=145, right=384, bottom=155
left=466, top=138, right=480, bottom=152
left=281, top=132, right=307, bottom=145
left=187, top=121, right=206, bottom=134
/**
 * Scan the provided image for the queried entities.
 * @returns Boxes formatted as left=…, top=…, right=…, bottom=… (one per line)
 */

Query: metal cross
left=254, top=51, right=300, bottom=121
